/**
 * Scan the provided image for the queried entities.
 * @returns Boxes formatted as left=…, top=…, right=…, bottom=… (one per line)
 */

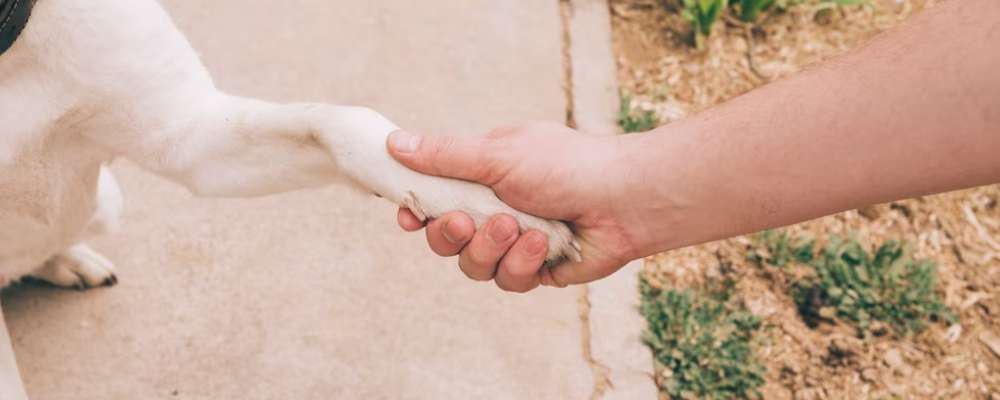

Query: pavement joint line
left=560, top=0, right=613, bottom=398
left=564, top=0, right=659, bottom=397
left=559, top=0, right=578, bottom=129
left=578, top=285, right=613, bottom=399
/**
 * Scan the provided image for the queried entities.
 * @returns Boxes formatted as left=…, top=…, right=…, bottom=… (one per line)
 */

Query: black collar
left=0, top=0, right=36, bottom=55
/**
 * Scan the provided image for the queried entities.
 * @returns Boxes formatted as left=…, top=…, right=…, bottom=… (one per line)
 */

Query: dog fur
left=0, top=0, right=580, bottom=397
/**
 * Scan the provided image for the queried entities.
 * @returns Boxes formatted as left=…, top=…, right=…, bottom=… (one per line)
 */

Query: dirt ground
left=609, top=0, right=1000, bottom=398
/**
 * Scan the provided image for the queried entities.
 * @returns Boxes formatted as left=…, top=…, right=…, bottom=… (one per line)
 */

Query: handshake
left=386, top=123, right=642, bottom=293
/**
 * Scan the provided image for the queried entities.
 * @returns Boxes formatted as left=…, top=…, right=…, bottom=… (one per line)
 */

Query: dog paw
left=399, top=187, right=583, bottom=265
left=31, top=244, right=118, bottom=290
left=316, top=107, right=582, bottom=264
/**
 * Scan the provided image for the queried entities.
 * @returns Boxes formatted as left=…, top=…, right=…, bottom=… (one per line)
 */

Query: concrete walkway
left=2, top=1, right=652, bottom=399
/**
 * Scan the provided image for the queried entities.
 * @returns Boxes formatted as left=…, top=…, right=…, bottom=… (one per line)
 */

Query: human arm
left=619, top=0, right=1000, bottom=254
left=391, top=0, right=1000, bottom=292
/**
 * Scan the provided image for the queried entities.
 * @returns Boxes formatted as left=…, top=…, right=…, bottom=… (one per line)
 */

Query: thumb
left=541, top=261, right=620, bottom=288
left=387, top=130, right=499, bottom=184
left=540, top=242, right=626, bottom=288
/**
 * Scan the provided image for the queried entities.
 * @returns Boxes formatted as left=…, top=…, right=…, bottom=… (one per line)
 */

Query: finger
left=387, top=130, right=502, bottom=184
left=540, top=258, right=622, bottom=288
left=397, top=208, right=426, bottom=232
left=494, top=230, right=547, bottom=293
left=458, top=214, right=520, bottom=281
left=424, top=212, right=475, bottom=257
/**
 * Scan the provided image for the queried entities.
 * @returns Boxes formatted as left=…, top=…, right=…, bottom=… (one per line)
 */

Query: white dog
left=0, top=0, right=581, bottom=397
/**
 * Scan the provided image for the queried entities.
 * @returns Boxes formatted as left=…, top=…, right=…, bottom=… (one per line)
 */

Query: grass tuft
left=750, top=231, right=956, bottom=336
left=661, top=0, right=870, bottom=47
left=746, top=230, right=815, bottom=267
left=618, top=92, right=660, bottom=133
left=640, top=278, right=766, bottom=399
left=791, top=237, right=956, bottom=336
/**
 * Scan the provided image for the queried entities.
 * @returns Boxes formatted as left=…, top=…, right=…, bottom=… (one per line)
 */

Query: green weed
left=791, top=237, right=956, bottom=336
left=618, top=92, right=660, bottom=133
left=682, top=0, right=728, bottom=49
left=735, top=0, right=776, bottom=22
left=816, top=0, right=869, bottom=10
left=641, top=278, right=765, bottom=399
left=813, top=0, right=873, bottom=23
left=773, top=0, right=805, bottom=10
left=747, top=230, right=815, bottom=267
left=663, top=0, right=866, bottom=47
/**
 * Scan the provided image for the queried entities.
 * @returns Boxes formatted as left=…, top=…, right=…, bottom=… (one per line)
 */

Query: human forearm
left=387, top=0, right=1000, bottom=289
left=623, top=0, right=1000, bottom=255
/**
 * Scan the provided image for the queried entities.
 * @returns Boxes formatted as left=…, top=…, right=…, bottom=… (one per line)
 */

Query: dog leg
left=0, top=303, right=29, bottom=400
left=28, top=166, right=120, bottom=290
left=30, top=244, right=117, bottom=290
left=84, top=166, right=124, bottom=238
left=87, top=94, right=581, bottom=263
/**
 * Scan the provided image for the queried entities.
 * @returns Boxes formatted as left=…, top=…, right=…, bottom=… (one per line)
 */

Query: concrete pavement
left=566, top=1, right=657, bottom=398
left=2, top=1, right=651, bottom=399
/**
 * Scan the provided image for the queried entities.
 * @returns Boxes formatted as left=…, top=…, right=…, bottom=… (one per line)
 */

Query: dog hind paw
left=31, top=244, right=118, bottom=290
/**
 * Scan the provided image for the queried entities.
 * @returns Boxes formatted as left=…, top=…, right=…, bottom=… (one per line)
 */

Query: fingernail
left=523, top=232, right=548, bottom=256
left=488, top=218, right=517, bottom=244
left=389, top=130, right=421, bottom=153
left=442, top=220, right=467, bottom=244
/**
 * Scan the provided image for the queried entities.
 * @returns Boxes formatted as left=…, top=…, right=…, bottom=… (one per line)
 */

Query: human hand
left=387, top=122, right=645, bottom=292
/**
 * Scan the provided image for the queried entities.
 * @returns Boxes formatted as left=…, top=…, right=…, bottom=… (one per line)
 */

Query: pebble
left=861, top=368, right=879, bottom=383
left=884, top=348, right=915, bottom=377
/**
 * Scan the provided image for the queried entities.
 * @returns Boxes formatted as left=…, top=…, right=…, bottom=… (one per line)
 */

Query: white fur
left=0, top=0, right=580, bottom=396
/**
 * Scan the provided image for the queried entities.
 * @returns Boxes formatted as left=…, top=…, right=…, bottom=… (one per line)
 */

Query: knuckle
left=500, top=255, right=536, bottom=280
left=430, top=243, right=457, bottom=257
left=486, top=216, right=519, bottom=246
left=546, top=270, right=568, bottom=288
left=466, top=246, right=499, bottom=269
left=426, top=224, right=456, bottom=256
left=521, top=231, right=549, bottom=259
left=496, top=280, right=530, bottom=294
left=458, top=257, right=494, bottom=281
left=430, top=244, right=456, bottom=257
left=495, top=279, right=515, bottom=292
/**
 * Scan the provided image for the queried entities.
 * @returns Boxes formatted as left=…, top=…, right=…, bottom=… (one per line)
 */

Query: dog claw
left=402, top=191, right=428, bottom=222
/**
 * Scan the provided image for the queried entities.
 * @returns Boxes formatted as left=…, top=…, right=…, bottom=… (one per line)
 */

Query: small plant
left=792, top=237, right=956, bottom=336
left=814, top=0, right=873, bottom=21
left=681, top=0, right=728, bottom=48
left=816, top=0, right=868, bottom=10
left=735, top=0, right=776, bottom=22
left=773, top=0, right=804, bottom=11
left=735, top=0, right=805, bottom=21
left=747, top=230, right=815, bottom=267
left=618, top=92, right=660, bottom=133
left=641, top=278, right=765, bottom=399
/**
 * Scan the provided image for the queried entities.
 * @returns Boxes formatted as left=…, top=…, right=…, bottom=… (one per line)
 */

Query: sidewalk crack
left=561, top=1, right=613, bottom=398
left=559, top=0, right=578, bottom=129
left=578, top=285, right=612, bottom=399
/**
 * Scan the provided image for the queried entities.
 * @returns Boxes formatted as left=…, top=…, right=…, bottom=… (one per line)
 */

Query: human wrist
left=600, top=130, right=683, bottom=258
left=615, top=122, right=731, bottom=257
